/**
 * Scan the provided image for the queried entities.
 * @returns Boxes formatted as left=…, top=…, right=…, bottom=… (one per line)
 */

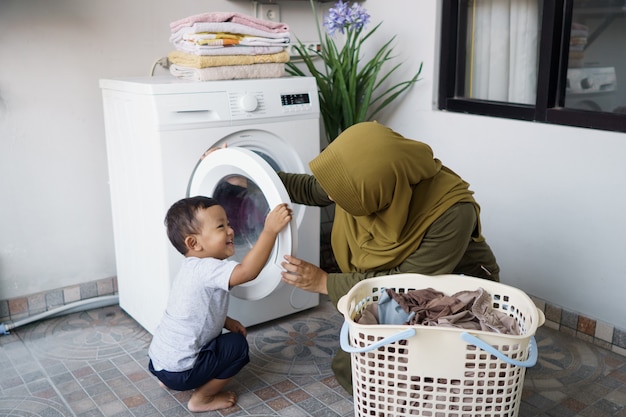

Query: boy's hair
left=165, top=196, right=220, bottom=255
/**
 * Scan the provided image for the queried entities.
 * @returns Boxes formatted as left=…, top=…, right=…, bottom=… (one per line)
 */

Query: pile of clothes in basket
left=168, top=11, right=291, bottom=81
left=355, top=287, right=521, bottom=335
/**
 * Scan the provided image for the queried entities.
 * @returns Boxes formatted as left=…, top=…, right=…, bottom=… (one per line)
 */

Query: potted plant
left=286, top=0, right=423, bottom=143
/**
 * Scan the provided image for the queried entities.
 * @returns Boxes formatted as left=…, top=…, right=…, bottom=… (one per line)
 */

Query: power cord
left=150, top=57, right=170, bottom=76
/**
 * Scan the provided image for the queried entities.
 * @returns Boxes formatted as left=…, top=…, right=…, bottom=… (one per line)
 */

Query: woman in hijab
left=278, top=121, right=499, bottom=392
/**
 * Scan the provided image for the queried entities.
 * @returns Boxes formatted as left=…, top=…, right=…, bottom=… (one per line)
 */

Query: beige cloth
left=169, top=63, right=285, bottom=81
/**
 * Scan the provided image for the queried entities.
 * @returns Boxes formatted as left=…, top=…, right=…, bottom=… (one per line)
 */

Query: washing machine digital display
left=281, top=93, right=310, bottom=106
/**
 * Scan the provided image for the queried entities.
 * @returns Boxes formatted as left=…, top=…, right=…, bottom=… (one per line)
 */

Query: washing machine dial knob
left=240, top=94, right=258, bottom=112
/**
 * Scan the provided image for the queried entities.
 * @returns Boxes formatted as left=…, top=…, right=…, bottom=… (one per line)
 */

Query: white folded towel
left=174, top=43, right=285, bottom=56
left=170, top=22, right=291, bottom=44
left=169, top=63, right=285, bottom=81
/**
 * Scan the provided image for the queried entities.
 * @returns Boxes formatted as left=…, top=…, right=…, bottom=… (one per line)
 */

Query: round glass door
left=187, top=147, right=296, bottom=300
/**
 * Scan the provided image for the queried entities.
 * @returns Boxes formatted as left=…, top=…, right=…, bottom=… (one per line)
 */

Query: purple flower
left=323, top=1, right=370, bottom=35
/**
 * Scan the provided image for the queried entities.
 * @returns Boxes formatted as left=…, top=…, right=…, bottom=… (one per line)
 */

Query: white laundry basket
left=337, top=274, right=545, bottom=417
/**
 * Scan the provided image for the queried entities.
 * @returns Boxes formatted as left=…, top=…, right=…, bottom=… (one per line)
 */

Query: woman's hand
left=224, top=316, right=247, bottom=336
left=281, top=255, right=329, bottom=294
left=201, top=143, right=227, bottom=160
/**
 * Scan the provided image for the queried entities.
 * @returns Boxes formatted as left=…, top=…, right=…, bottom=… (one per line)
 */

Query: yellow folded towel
left=167, top=50, right=289, bottom=69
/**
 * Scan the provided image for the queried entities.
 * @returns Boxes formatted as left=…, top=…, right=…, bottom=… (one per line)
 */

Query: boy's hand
left=264, top=203, right=293, bottom=235
left=224, top=316, right=247, bottom=336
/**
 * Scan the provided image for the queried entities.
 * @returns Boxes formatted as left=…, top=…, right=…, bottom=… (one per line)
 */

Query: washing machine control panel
left=104, top=77, right=320, bottom=124
left=229, top=90, right=316, bottom=119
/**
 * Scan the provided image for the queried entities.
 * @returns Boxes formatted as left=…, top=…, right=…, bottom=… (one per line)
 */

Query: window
left=439, top=0, right=626, bottom=133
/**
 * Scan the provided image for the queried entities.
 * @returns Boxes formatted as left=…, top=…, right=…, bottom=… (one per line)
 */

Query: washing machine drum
left=187, top=147, right=297, bottom=301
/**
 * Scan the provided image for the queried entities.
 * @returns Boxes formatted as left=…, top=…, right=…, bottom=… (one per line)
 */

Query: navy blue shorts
left=148, top=332, right=249, bottom=391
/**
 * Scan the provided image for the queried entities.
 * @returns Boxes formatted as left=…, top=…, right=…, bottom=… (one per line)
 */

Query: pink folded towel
left=170, top=12, right=289, bottom=34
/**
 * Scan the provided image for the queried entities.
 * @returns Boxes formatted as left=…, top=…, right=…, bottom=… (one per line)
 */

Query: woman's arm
left=277, top=172, right=333, bottom=206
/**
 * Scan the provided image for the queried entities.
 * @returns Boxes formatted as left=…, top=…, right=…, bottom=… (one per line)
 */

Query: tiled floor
left=1, top=295, right=625, bottom=417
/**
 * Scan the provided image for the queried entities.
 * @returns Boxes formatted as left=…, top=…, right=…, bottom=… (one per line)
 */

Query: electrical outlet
left=286, top=42, right=322, bottom=60
left=259, top=4, right=281, bottom=23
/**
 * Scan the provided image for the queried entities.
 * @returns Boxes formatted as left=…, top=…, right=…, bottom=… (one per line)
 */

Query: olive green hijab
left=309, top=122, right=483, bottom=272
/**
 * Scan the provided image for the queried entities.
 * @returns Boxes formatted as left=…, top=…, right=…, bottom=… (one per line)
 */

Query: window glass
left=213, top=177, right=269, bottom=263
left=206, top=149, right=278, bottom=263
left=565, top=0, right=626, bottom=114
left=440, top=0, right=626, bottom=132
left=464, top=0, right=542, bottom=105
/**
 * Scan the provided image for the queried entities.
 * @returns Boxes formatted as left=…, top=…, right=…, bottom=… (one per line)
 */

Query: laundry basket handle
left=340, top=322, right=416, bottom=353
left=460, top=332, right=538, bottom=368
left=341, top=322, right=538, bottom=367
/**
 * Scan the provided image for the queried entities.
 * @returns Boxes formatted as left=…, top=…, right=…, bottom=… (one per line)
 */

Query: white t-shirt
left=148, top=256, right=238, bottom=372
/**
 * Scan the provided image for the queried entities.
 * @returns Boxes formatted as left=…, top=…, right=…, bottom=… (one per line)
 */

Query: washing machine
left=100, top=76, right=320, bottom=334
left=565, top=67, right=618, bottom=112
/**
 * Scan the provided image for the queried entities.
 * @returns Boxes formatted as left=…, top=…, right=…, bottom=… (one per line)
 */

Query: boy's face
left=186, top=205, right=235, bottom=259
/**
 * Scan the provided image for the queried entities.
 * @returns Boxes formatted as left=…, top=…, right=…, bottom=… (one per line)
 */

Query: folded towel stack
left=168, top=12, right=291, bottom=81
left=569, top=22, right=588, bottom=68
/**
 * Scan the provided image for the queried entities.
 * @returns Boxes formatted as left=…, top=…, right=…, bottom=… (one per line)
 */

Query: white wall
left=1, top=0, right=625, bottom=329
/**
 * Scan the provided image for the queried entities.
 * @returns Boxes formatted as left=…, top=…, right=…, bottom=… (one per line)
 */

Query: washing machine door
left=187, top=147, right=296, bottom=301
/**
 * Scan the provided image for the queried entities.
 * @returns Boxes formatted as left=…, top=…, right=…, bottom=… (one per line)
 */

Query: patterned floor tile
left=0, top=296, right=624, bottom=417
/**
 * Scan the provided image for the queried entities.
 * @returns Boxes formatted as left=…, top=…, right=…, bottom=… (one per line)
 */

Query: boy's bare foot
left=187, top=391, right=237, bottom=412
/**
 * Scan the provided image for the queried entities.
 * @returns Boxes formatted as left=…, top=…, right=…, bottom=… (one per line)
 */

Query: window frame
left=438, top=0, right=626, bottom=133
